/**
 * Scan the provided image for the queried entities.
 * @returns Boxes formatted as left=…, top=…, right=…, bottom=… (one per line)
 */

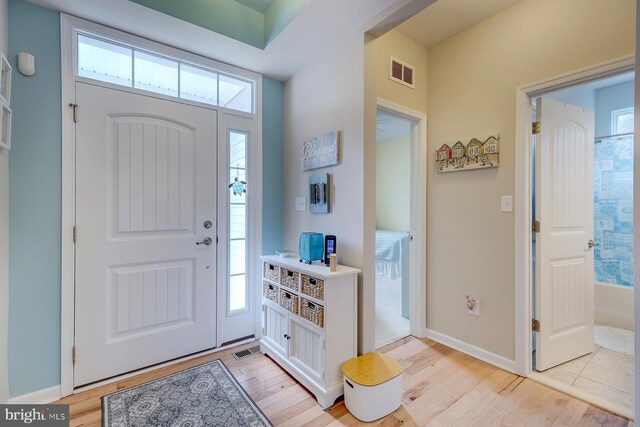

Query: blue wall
left=7, top=0, right=284, bottom=397
left=8, top=0, right=62, bottom=397
left=593, top=79, right=635, bottom=287
left=595, top=80, right=635, bottom=137
left=261, top=77, right=284, bottom=255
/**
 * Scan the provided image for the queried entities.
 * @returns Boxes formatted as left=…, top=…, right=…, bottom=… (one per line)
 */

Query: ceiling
left=377, top=112, right=411, bottom=141
left=234, top=0, right=275, bottom=13
left=396, top=0, right=523, bottom=47
left=22, top=0, right=531, bottom=80
left=25, top=0, right=432, bottom=80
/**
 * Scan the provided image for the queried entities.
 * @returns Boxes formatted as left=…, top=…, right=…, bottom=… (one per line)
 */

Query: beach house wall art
left=436, top=135, right=499, bottom=173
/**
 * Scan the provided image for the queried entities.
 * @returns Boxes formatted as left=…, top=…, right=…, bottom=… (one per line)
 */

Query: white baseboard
left=424, top=328, right=516, bottom=373
left=7, top=385, right=61, bottom=405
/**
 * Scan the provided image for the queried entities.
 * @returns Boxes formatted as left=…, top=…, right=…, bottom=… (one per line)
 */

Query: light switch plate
left=501, top=196, right=513, bottom=213
left=295, top=197, right=306, bottom=211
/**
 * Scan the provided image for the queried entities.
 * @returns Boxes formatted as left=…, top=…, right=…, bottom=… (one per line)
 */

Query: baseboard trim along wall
left=7, top=385, right=61, bottom=405
left=424, top=328, right=517, bottom=374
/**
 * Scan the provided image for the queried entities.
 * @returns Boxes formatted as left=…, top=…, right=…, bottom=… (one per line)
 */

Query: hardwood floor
left=56, top=337, right=633, bottom=426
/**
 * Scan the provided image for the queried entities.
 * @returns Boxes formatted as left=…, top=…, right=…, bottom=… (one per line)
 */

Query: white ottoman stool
left=340, top=352, right=404, bottom=422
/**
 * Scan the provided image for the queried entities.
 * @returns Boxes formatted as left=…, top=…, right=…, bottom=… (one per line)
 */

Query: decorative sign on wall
left=436, top=134, right=499, bottom=173
left=301, top=130, right=340, bottom=171
left=309, top=173, right=330, bottom=214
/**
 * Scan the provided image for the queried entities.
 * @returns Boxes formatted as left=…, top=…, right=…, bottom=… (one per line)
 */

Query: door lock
left=196, top=237, right=213, bottom=246
left=204, top=220, right=213, bottom=229
left=587, top=240, right=599, bottom=248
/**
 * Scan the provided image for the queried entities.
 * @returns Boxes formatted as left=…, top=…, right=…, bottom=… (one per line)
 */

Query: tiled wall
left=593, top=135, right=634, bottom=286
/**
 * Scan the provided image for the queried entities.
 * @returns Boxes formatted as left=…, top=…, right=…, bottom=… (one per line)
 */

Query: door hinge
left=532, top=121, right=540, bottom=135
left=73, top=225, right=77, bottom=243
left=532, top=220, right=540, bottom=233
left=72, top=346, right=76, bottom=365
left=69, top=103, right=78, bottom=123
left=532, top=319, right=540, bottom=332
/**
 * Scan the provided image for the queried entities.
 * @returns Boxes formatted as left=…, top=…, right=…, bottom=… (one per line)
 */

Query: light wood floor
left=56, top=336, right=633, bottom=426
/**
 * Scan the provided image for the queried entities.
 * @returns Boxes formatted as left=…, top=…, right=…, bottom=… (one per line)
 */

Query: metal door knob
left=587, top=240, right=599, bottom=248
left=196, top=237, right=213, bottom=246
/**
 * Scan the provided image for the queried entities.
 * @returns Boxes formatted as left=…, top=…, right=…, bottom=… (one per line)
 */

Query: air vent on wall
left=389, top=56, right=415, bottom=89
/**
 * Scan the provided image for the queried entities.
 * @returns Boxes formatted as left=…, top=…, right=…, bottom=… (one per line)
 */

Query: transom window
left=77, top=33, right=253, bottom=113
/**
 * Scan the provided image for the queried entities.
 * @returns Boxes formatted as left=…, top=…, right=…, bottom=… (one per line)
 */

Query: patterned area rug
left=102, top=360, right=271, bottom=427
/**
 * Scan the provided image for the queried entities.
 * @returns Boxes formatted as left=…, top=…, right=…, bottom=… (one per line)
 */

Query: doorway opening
left=375, top=108, right=413, bottom=349
left=530, top=71, right=635, bottom=417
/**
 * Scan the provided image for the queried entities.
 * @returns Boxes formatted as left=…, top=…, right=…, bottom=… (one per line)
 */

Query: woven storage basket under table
left=263, top=281, right=279, bottom=304
left=301, top=298, right=324, bottom=328
left=301, top=274, right=325, bottom=301
left=279, top=289, right=299, bottom=315
left=280, top=268, right=300, bottom=291
left=263, top=262, right=280, bottom=282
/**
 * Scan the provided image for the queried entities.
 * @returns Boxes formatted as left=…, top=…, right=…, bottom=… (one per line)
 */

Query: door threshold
left=528, top=371, right=633, bottom=420
left=72, top=337, right=257, bottom=395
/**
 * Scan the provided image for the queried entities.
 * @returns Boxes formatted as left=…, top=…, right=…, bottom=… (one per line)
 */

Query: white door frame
left=59, top=15, right=262, bottom=397
left=514, top=55, right=634, bottom=377
left=375, top=98, right=427, bottom=339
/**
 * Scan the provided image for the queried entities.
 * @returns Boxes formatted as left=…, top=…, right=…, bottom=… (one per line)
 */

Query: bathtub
left=595, top=282, right=634, bottom=330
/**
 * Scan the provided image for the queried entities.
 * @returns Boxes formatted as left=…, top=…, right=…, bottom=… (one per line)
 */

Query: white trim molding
left=425, top=328, right=516, bottom=374
left=528, top=372, right=633, bottom=420
left=376, top=98, right=428, bottom=340
left=514, top=55, right=635, bottom=377
left=7, top=386, right=61, bottom=405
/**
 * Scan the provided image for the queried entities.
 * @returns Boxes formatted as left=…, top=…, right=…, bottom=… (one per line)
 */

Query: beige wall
left=426, top=0, right=635, bottom=360
left=284, top=32, right=376, bottom=351
left=376, top=29, right=427, bottom=113
left=376, top=136, right=410, bottom=231
left=0, top=0, right=8, bottom=404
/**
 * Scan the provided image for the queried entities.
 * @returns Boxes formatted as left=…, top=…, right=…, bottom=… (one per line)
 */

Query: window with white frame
left=77, top=33, right=254, bottom=113
left=229, top=131, right=248, bottom=312
left=611, top=107, right=634, bottom=135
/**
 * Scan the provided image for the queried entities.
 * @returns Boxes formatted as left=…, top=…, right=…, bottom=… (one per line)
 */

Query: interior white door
left=535, top=97, right=595, bottom=371
left=74, top=82, right=217, bottom=386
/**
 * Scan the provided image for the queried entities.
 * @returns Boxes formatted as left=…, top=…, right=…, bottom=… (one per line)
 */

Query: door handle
left=196, top=237, right=213, bottom=246
left=587, top=240, right=599, bottom=248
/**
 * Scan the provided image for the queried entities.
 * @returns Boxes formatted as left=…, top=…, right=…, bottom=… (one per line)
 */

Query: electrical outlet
left=468, top=299, right=479, bottom=316
left=295, top=197, right=306, bottom=211
left=466, top=295, right=480, bottom=316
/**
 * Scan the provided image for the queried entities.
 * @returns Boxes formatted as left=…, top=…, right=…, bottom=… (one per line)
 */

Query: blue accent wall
left=8, top=0, right=62, bottom=397
left=6, top=2, right=284, bottom=397
left=261, top=77, right=284, bottom=255
left=594, top=135, right=634, bottom=286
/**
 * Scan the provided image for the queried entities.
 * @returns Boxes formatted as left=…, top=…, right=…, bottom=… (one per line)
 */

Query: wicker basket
left=301, top=298, right=324, bottom=328
left=263, top=281, right=278, bottom=303
left=280, top=268, right=300, bottom=291
left=301, top=274, right=325, bottom=301
left=263, top=262, right=279, bottom=282
left=279, top=289, right=299, bottom=315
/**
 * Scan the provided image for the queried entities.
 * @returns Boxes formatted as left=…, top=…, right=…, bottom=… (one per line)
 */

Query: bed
left=375, top=230, right=410, bottom=319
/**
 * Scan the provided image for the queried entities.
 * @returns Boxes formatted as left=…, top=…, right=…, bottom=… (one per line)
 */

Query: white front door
left=74, top=82, right=217, bottom=386
left=535, top=97, right=595, bottom=371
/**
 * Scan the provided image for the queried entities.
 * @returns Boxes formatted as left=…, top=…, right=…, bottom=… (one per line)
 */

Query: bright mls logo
left=0, top=405, right=69, bottom=426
